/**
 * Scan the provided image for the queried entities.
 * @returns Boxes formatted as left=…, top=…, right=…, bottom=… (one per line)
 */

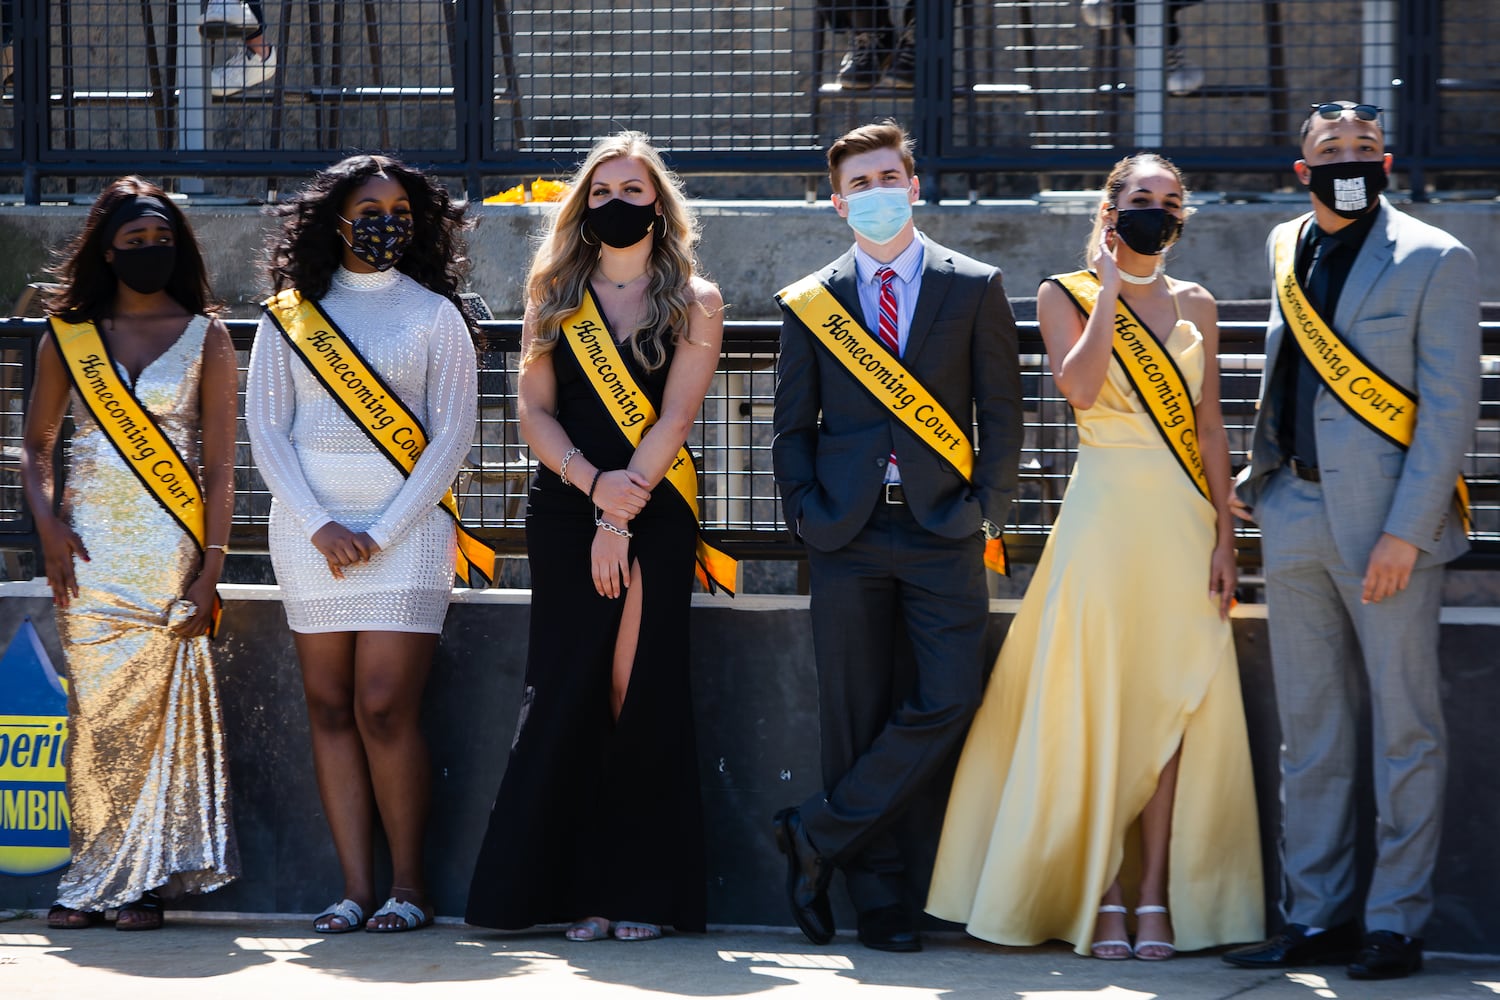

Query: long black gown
left=466, top=299, right=706, bottom=932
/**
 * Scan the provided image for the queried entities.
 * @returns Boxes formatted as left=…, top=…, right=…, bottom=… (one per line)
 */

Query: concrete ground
left=2, top=914, right=1497, bottom=999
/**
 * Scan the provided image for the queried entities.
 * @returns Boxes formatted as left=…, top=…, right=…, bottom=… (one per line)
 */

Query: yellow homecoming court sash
left=558, top=291, right=739, bottom=595
left=776, top=274, right=1008, bottom=574
left=1272, top=218, right=1471, bottom=533
left=1052, top=270, right=1213, bottom=503
left=262, top=290, right=496, bottom=587
left=49, top=317, right=224, bottom=636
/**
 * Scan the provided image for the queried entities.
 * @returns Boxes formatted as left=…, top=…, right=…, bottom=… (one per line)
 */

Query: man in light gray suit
left=770, top=121, right=1022, bottom=952
left=1224, top=101, right=1481, bottom=980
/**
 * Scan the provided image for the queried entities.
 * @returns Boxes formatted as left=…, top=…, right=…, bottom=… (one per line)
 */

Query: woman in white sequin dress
left=246, top=155, right=478, bottom=934
left=22, top=178, right=240, bottom=931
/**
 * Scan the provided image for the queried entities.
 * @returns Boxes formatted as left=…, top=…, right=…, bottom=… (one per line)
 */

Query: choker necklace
left=1117, top=262, right=1165, bottom=285
left=599, top=270, right=648, bottom=290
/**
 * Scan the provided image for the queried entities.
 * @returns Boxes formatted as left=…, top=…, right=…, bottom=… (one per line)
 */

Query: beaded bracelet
left=558, top=446, right=582, bottom=488
left=594, top=507, right=632, bottom=539
left=588, top=468, right=604, bottom=501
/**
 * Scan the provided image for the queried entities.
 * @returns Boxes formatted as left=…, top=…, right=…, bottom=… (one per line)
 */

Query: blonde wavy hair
left=525, top=131, right=702, bottom=372
left=1083, top=152, right=1193, bottom=263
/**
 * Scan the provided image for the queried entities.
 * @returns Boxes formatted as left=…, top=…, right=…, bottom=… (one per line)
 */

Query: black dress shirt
left=1276, top=207, right=1380, bottom=466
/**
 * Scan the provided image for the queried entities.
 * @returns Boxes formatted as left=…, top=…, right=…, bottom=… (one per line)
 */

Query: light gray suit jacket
left=772, top=236, right=1023, bottom=553
left=1236, top=198, right=1480, bottom=569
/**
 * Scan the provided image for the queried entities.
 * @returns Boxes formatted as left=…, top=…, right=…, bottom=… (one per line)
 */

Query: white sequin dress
left=246, top=267, right=477, bottom=633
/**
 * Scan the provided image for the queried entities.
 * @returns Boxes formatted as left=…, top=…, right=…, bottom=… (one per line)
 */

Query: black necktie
left=1304, top=235, right=1335, bottom=315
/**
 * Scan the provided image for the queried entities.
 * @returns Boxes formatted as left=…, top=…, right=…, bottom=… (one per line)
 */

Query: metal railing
left=0, top=1, right=1495, bottom=201
left=1, top=316, right=1497, bottom=583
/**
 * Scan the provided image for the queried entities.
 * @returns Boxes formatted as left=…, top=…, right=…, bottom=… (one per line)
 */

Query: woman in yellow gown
left=927, top=154, right=1262, bottom=959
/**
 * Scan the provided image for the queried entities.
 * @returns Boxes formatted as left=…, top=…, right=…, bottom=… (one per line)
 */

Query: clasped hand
left=312, top=522, right=380, bottom=579
left=592, top=468, right=651, bottom=520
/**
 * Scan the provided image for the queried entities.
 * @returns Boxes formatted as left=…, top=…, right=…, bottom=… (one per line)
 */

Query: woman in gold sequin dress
left=927, top=155, right=1262, bottom=960
left=21, top=177, right=240, bottom=931
left=246, top=156, right=478, bottom=934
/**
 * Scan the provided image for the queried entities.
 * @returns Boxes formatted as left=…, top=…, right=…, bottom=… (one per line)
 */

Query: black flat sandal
left=47, top=904, right=106, bottom=930
left=115, top=891, right=164, bottom=931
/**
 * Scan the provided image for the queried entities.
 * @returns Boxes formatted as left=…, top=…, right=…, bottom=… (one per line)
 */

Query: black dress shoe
left=773, top=807, right=834, bottom=945
left=857, top=904, right=921, bottom=952
left=1222, top=922, right=1360, bottom=968
left=1348, top=930, right=1423, bottom=980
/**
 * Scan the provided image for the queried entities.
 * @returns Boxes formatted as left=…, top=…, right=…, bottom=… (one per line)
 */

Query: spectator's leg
left=833, top=0, right=892, bottom=90
left=208, top=0, right=277, bottom=97
left=1165, top=0, right=1203, bottom=94
left=881, top=0, right=917, bottom=88
left=2, top=0, right=14, bottom=88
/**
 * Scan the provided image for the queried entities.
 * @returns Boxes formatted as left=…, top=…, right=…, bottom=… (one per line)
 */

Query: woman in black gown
left=466, top=131, right=724, bottom=941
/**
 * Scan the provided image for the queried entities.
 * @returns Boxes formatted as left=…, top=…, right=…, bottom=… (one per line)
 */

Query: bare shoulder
left=689, top=275, right=724, bottom=314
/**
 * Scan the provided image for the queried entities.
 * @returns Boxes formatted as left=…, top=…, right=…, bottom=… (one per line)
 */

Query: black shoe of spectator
left=881, top=26, right=915, bottom=89
left=836, top=31, right=886, bottom=90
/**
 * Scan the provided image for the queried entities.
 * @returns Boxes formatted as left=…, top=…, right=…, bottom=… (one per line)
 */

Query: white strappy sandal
left=1134, top=904, right=1176, bottom=960
left=1090, top=904, right=1133, bottom=960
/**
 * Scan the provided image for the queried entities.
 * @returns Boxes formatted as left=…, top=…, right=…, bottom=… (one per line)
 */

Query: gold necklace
left=598, top=269, right=648, bottom=289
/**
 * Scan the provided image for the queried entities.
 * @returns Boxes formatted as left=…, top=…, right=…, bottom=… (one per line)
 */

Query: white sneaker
left=200, top=1, right=259, bottom=37
left=211, top=45, right=277, bottom=97
left=1080, top=0, right=1112, bottom=29
left=1166, top=44, right=1204, bottom=95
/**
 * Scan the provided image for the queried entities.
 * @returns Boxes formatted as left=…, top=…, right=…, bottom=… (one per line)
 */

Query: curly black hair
left=47, top=176, right=219, bottom=321
left=267, top=154, right=475, bottom=332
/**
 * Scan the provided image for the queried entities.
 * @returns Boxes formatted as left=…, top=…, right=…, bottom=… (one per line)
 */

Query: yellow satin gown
left=927, top=287, right=1263, bottom=955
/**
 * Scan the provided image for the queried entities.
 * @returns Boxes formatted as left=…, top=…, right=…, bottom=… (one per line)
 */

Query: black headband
left=100, top=195, right=174, bottom=248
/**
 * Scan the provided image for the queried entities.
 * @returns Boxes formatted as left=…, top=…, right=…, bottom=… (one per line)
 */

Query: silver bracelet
left=594, top=507, right=632, bottom=539
left=558, top=447, right=582, bottom=488
left=205, top=543, right=230, bottom=554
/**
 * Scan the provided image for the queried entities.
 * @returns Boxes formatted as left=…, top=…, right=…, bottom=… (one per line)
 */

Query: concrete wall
left=3, top=198, right=1500, bottom=320
left=1, top=584, right=1496, bottom=955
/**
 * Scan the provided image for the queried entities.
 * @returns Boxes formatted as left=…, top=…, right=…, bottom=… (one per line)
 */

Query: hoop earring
left=653, top=214, right=666, bottom=241
left=580, top=220, right=600, bottom=246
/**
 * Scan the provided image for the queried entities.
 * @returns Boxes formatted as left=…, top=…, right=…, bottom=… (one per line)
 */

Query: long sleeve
left=366, top=299, right=478, bottom=550
left=245, top=312, right=334, bottom=539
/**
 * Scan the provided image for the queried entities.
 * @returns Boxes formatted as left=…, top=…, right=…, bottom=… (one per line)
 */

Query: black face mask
left=109, top=245, right=177, bottom=295
left=1304, top=161, right=1387, bottom=219
left=339, top=213, right=414, bottom=271
left=585, top=198, right=660, bottom=249
left=1111, top=208, right=1183, bottom=256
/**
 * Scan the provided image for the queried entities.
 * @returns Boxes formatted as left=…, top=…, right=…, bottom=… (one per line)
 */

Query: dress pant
left=802, top=500, right=988, bottom=912
left=1258, top=468, right=1447, bottom=936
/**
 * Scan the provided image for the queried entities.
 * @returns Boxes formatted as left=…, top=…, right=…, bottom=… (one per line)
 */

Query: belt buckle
left=1289, top=457, right=1319, bottom=482
left=884, top=483, right=905, bottom=505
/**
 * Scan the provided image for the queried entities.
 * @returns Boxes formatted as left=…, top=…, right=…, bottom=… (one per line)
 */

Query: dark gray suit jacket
left=1236, top=199, right=1480, bottom=568
left=772, top=236, right=1023, bottom=553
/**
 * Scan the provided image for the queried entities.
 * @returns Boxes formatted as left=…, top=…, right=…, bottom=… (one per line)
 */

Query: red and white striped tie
left=877, top=266, right=900, bottom=474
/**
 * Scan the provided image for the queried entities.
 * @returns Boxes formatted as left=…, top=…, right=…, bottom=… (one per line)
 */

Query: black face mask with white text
left=1305, top=161, right=1387, bottom=219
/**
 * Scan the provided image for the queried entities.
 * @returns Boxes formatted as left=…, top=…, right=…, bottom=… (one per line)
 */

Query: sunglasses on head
left=1310, top=103, right=1382, bottom=122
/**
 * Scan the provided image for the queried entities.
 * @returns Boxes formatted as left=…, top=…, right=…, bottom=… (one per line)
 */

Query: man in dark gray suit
left=770, top=121, right=1022, bottom=952
left=1225, top=101, right=1480, bottom=980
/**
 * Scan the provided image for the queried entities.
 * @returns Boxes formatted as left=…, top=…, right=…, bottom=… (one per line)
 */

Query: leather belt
left=1288, top=457, right=1321, bottom=483
left=883, top=483, right=906, bottom=504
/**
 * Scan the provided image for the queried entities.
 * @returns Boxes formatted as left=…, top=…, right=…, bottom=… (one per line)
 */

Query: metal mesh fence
left=0, top=1, right=1495, bottom=194
left=44, top=1, right=458, bottom=159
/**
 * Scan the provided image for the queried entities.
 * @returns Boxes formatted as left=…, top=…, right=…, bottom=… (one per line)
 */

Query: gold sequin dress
left=54, top=314, right=239, bottom=910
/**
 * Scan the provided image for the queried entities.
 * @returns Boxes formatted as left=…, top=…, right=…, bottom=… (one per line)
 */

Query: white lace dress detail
left=246, top=267, right=478, bottom=633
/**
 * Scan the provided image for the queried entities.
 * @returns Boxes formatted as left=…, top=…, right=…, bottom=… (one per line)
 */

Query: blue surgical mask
left=842, top=185, right=913, bottom=245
